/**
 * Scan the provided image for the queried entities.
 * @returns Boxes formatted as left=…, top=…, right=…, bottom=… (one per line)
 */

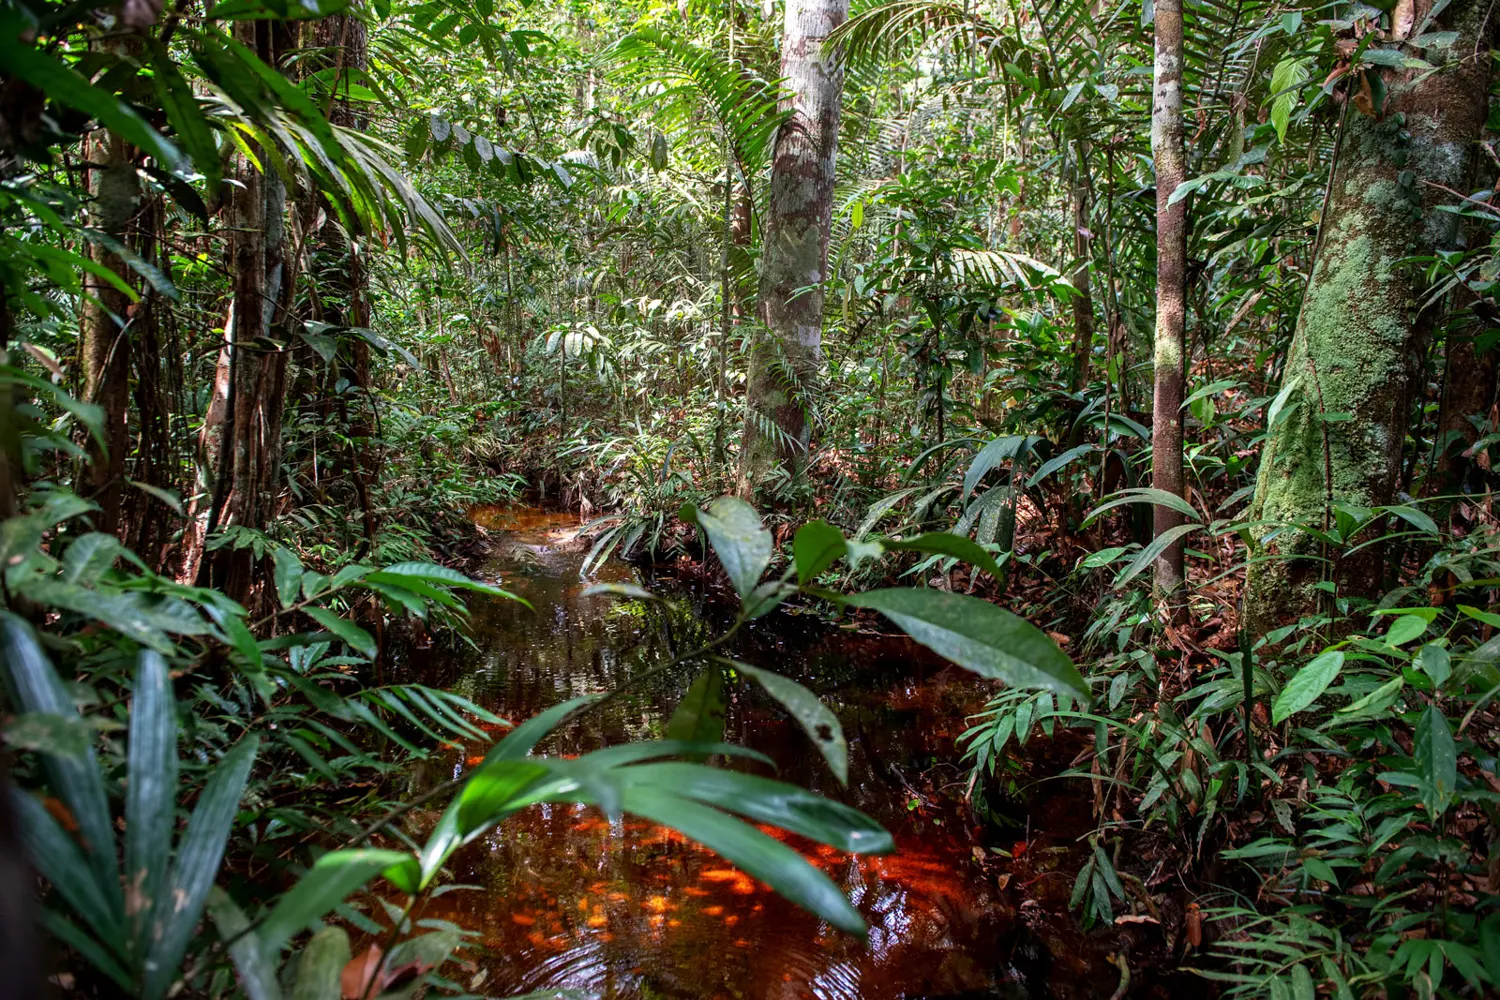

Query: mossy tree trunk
left=1245, top=2, right=1493, bottom=629
left=737, top=0, right=848, bottom=495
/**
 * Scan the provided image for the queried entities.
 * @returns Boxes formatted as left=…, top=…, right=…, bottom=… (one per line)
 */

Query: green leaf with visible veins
left=843, top=589, right=1088, bottom=699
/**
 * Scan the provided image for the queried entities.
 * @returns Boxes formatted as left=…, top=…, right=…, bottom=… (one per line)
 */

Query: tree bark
left=79, top=128, right=139, bottom=537
left=1150, top=0, right=1188, bottom=597
left=1245, top=1, right=1493, bottom=629
left=1069, top=139, right=1096, bottom=393
left=737, top=0, right=848, bottom=495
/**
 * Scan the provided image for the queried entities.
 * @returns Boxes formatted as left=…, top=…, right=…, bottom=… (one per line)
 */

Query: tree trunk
left=737, top=0, right=848, bottom=495
left=79, top=129, right=139, bottom=537
left=1069, top=139, right=1095, bottom=393
left=1245, top=2, right=1493, bottom=629
left=1150, top=0, right=1188, bottom=598
left=202, top=20, right=296, bottom=602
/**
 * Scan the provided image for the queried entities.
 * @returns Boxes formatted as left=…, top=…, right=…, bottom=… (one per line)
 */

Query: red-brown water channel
left=396, top=507, right=1121, bottom=999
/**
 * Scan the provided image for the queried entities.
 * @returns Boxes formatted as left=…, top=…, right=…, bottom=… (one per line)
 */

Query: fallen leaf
left=342, top=945, right=383, bottom=1000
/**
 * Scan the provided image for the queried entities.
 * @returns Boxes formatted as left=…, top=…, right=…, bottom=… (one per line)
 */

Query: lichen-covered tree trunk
left=1246, top=1, right=1493, bottom=629
left=1150, top=0, right=1188, bottom=596
left=79, top=129, right=139, bottom=536
left=737, top=0, right=848, bottom=495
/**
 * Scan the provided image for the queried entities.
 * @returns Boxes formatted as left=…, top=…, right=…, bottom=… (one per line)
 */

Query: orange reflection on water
left=414, top=795, right=1003, bottom=1000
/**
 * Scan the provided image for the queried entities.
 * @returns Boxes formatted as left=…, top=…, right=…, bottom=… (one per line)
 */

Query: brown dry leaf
left=1391, top=0, right=1416, bottom=39
left=342, top=945, right=383, bottom=1000
left=1353, top=72, right=1377, bottom=116
left=1114, top=913, right=1160, bottom=925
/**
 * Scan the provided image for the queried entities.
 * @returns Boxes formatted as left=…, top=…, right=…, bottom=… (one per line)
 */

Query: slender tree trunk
left=1069, top=139, right=1096, bottom=393
left=1150, top=0, right=1188, bottom=597
left=737, top=0, right=848, bottom=495
left=80, top=129, right=139, bottom=537
left=1245, top=1, right=1493, bottom=629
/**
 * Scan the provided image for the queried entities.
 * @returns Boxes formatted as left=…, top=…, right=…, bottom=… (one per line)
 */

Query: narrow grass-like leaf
left=126, top=651, right=178, bottom=961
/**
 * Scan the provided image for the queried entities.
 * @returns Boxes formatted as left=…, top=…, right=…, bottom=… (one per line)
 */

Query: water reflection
left=401, top=507, right=1048, bottom=999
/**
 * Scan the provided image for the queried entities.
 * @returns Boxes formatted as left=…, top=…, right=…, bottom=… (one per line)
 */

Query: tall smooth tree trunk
left=80, top=129, right=139, bottom=537
left=1246, top=1, right=1493, bottom=629
left=737, top=0, right=848, bottom=495
left=1150, top=0, right=1188, bottom=597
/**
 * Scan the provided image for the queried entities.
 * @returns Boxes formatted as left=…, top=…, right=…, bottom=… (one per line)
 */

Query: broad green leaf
left=482, top=693, right=598, bottom=764
left=258, top=848, right=414, bottom=955
left=39, top=908, right=132, bottom=992
left=882, top=532, right=1007, bottom=582
left=682, top=497, right=772, bottom=599
left=61, top=533, right=125, bottom=585
left=1459, top=604, right=1500, bottom=628
left=303, top=607, right=376, bottom=659
left=732, top=660, right=848, bottom=784
left=1335, top=676, right=1403, bottom=719
left=292, top=927, right=350, bottom=1000
left=1416, top=643, right=1451, bottom=686
left=272, top=547, right=304, bottom=609
left=793, top=520, right=846, bottom=585
left=666, top=667, right=727, bottom=747
left=1384, top=614, right=1429, bottom=647
left=621, top=785, right=866, bottom=935
left=369, top=561, right=510, bottom=596
left=1415, top=704, right=1457, bottom=816
left=842, top=589, right=1087, bottom=699
left=622, top=762, right=889, bottom=854
left=1386, top=504, right=1439, bottom=536
left=126, top=650, right=178, bottom=959
left=455, top=760, right=553, bottom=836
left=1272, top=651, right=1344, bottom=724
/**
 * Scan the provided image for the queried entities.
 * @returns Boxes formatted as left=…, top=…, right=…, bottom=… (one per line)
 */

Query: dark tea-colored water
left=398, top=507, right=1111, bottom=999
